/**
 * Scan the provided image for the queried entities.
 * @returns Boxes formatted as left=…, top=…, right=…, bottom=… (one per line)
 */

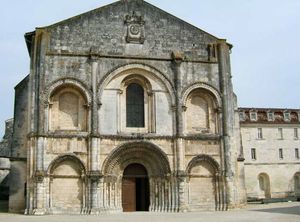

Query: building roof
left=238, top=107, right=300, bottom=124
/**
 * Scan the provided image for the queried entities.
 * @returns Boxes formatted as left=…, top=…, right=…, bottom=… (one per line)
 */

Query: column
left=33, top=137, right=47, bottom=215
left=89, top=51, right=102, bottom=214
left=171, top=51, right=187, bottom=212
left=217, top=39, right=235, bottom=209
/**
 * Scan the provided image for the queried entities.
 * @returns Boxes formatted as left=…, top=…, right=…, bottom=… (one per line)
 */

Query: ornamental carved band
left=124, top=11, right=145, bottom=44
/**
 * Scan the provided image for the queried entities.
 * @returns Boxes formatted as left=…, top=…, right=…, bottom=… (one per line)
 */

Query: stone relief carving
left=124, top=11, right=145, bottom=44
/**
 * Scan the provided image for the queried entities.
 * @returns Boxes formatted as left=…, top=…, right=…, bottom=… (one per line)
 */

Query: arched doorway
left=122, top=163, right=149, bottom=212
left=294, top=172, right=300, bottom=199
left=258, top=173, right=271, bottom=199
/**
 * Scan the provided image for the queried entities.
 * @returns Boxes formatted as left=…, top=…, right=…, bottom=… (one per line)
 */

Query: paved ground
left=0, top=202, right=299, bottom=222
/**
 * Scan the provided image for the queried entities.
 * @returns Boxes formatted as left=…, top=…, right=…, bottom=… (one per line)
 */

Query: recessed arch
left=45, top=78, right=92, bottom=105
left=46, top=79, right=91, bottom=131
left=294, top=172, right=300, bottom=198
left=47, top=154, right=86, bottom=175
left=182, top=82, right=221, bottom=108
left=47, top=154, right=86, bottom=213
left=98, top=63, right=175, bottom=106
left=102, top=141, right=171, bottom=177
left=186, top=154, right=220, bottom=175
left=186, top=154, right=220, bottom=211
left=257, top=173, right=271, bottom=199
left=182, top=84, right=220, bottom=134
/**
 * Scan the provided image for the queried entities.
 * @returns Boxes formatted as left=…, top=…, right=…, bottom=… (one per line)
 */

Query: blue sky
left=0, top=0, right=299, bottom=136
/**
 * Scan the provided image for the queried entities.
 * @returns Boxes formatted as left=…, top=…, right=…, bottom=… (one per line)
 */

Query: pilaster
left=171, top=51, right=187, bottom=212
left=88, top=49, right=102, bottom=213
left=217, top=39, right=236, bottom=209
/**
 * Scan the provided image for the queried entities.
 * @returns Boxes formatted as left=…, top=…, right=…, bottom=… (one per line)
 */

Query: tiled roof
left=238, top=107, right=300, bottom=124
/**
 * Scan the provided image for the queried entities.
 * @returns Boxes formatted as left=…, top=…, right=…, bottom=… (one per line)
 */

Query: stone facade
left=239, top=108, right=300, bottom=201
left=0, top=119, right=13, bottom=157
left=2, top=0, right=249, bottom=215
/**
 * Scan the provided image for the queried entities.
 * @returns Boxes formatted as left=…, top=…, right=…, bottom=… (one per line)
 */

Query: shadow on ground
left=252, top=206, right=300, bottom=216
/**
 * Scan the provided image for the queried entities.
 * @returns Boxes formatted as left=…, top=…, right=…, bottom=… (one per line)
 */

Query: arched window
left=126, top=83, right=145, bottom=127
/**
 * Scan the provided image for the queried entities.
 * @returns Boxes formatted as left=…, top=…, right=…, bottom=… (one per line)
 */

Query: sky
left=0, top=0, right=299, bottom=136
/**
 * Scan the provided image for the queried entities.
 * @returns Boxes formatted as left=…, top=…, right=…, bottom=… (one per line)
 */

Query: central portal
left=122, top=163, right=150, bottom=212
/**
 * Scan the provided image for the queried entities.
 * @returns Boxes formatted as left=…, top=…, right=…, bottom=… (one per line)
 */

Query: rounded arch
left=182, top=82, right=222, bottom=108
left=122, top=74, right=151, bottom=129
left=121, top=74, right=152, bottom=92
left=257, top=172, right=270, bottom=182
left=47, top=154, right=86, bottom=175
left=294, top=172, right=300, bottom=194
left=186, top=154, right=220, bottom=175
left=186, top=154, right=220, bottom=210
left=98, top=63, right=176, bottom=106
left=45, top=77, right=92, bottom=105
left=47, top=154, right=86, bottom=212
left=102, top=141, right=171, bottom=177
left=258, top=172, right=271, bottom=198
left=46, top=78, right=91, bottom=132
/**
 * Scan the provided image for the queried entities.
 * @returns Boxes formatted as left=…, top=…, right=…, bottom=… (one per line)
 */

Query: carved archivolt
left=98, top=63, right=176, bottom=106
left=44, top=77, right=92, bottom=105
left=102, top=141, right=171, bottom=177
left=46, top=153, right=86, bottom=175
left=182, top=82, right=222, bottom=108
left=186, top=154, right=220, bottom=175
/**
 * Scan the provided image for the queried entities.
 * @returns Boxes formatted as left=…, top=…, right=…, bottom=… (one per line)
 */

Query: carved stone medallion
left=124, top=11, right=145, bottom=44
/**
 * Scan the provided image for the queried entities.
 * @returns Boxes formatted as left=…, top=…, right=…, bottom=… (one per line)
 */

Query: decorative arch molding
left=186, top=154, right=220, bottom=175
left=182, top=82, right=222, bottom=108
left=44, top=77, right=92, bottom=105
left=46, top=153, right=86, bottom=175
left=102, top=141, right=171, bottom=177
left=97, top=63, right=176, bottom=106
left=121, top=74, right=152, bottom=92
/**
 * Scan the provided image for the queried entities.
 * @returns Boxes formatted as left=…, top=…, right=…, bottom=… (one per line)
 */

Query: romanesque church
left=1, top=0, right=259, bottom=214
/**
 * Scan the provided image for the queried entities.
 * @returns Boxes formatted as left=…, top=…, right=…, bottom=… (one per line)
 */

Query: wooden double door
left=122, top=164, right=150, bottom=212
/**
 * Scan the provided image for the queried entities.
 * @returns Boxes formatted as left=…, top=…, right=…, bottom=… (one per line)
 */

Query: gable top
left=24, top=0, right=231, bottom=54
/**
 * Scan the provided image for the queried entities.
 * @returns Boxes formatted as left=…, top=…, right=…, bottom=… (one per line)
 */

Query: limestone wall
left=8, top=161, right=26, bottom=213
left=241, top=124, right=300, bottom=199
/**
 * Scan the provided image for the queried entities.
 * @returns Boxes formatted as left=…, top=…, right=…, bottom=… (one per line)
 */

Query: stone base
left=32, top=208, right=47, bottom=215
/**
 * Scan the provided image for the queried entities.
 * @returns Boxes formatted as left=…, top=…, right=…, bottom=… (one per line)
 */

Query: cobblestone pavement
left=0, top=202, right=299, bottom=222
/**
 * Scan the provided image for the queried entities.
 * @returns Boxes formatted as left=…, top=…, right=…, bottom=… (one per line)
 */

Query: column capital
left=34, top=170, right=46, bottom=183
left=87, top=170, right=102, bottom=181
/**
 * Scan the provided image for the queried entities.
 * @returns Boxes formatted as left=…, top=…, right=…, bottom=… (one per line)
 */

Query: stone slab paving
left=0, top=202, right=299, bottom=222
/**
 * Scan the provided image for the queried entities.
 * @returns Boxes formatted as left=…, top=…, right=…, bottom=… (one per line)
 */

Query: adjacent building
left=239, top=108, right=300, bottom=201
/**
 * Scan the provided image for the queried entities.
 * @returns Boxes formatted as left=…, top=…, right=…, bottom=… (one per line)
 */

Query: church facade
left=5, top=0, right=296, bottom=215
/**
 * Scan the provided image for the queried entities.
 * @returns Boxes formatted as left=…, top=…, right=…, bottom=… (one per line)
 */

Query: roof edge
left=25, top=0, right=231, bottom=45
left=238, top=107, right=300, bottom=112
